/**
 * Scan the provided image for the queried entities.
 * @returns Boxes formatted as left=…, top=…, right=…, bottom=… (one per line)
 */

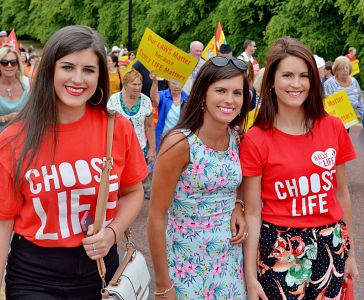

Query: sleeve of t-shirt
left=335, top=118, right=356, bottom=165
left=239, top=131, right=264, bottom=176
left=117, top=118, right=148, bottom=187
left=0, top=162, right=23, bottom=219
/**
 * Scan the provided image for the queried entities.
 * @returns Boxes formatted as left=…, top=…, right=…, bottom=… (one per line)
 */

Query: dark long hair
left=254, top=37, right=326, bottom=131
left=175, top=59, right=250, bottom=134
left=12, top=25, right=109, bottom=187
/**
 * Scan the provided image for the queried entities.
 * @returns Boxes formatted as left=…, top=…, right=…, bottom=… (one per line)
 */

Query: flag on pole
left=202, top=36, right=216, bottom=61
left=215, top=22, right=227, bottom=51
left=6, top=29, right=19, bottom=52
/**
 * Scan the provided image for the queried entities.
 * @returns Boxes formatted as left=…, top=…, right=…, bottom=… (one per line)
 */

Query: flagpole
left=128, top=0, right=132, bottom=51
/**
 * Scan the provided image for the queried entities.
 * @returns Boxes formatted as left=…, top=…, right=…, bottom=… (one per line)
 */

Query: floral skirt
left=258, top=220, right=349, bottom=300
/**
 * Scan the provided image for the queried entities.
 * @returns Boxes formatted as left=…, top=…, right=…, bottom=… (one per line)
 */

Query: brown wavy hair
left=11, top=25, right=109, bottom=187
left=254, top=37, right=326, bottom=131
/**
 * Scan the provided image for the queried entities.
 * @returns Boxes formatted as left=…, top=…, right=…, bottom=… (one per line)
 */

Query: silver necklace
left=6, top=88, right=13, bottom=97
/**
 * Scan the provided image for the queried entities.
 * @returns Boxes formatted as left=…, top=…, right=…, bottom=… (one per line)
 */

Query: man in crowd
left=218, top=44, right=233, bottom=58
left=0, top=31, right=7, bottom=47
left=183, top=40, right=205, bottom=94
left=238, top=39, right=260, bottom=77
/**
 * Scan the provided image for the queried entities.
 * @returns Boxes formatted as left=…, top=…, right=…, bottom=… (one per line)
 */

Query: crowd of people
left=0, top=25, right=361, bottom=300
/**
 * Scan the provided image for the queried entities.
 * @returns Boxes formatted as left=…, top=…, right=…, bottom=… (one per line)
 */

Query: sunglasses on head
left=0, top=59, right=18, bottom=67
left=210, top=56, right=247, bottom=71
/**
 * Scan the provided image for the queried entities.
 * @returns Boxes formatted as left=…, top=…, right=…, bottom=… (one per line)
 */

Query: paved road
left=130, top=125, right=364, bottom=299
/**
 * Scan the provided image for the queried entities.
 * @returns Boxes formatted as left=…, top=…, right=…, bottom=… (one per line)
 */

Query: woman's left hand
left=82, top=224, right=115, bottom=260
left=344, top=255, right=359, bottom=279
left=230, top=204, right=248, bottom=244
left=147, top=147, right=156, bottom=164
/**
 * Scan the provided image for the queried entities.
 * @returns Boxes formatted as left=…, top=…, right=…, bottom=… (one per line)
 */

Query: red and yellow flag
left=215, top=22, right=227, bottom=51
left=6, top=29, right=19, bottom=52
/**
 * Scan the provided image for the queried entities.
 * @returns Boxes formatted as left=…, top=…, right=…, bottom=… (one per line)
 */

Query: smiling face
left=0, top=52, right=18, bottom=79
left=54, top=49, right=99, bottom=121
left=273, top=55, right=310, bottom=111
left=203, top=75, right=244, bottom=126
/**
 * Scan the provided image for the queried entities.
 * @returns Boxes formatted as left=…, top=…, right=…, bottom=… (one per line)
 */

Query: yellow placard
left=135, top=28, right=198, bottom=85
left=351, top=60, right=360, bottom=76
left=243, top=108, right=258, bottom=130
left=324, top=90, right=359, bottom=129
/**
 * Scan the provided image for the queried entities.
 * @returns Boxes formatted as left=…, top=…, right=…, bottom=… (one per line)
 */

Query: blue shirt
left=156, top=89, right=188, bottom=151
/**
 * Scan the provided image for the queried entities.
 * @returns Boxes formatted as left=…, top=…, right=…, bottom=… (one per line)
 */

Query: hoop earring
left=89, top=87, right=103, bottom=106
left=269, top=87, right=275, bottom=95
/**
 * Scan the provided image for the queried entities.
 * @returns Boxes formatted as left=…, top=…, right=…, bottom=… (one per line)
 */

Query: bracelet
left=0, top=116, right=6, bottom=123
left=235, top=199, right=245, bottom=212
left=106, top=226, right=117, bottom=244
left=235, top=199, right=244, bottom=206
left=154, top=282, right=174, bottom=297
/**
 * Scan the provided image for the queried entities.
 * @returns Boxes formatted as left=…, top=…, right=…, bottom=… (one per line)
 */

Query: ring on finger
left=92, top=243, right=96, bottom=252
left=243, top=232, right=249, bottom=238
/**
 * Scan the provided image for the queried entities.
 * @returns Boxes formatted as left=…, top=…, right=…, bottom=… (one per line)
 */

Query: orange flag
left=6, top=29, right=19, bottom=52
left=215, top=22, right=227, bottom=51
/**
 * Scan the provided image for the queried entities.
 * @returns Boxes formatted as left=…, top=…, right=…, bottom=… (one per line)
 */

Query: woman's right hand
left=149, top=71, right=157, bottom=81
left=247, top=278, right=268, bottom=300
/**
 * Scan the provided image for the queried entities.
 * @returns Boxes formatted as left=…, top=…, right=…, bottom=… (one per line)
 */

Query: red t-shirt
left=240, top=116, right=356, bottom=228
left=0, top=106, right=148, bottom=247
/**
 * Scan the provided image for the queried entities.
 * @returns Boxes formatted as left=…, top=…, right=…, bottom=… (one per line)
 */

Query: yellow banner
left=135, top=28, right=198, bottom=85
left=324, top=90, right=359, bottom=129
left=351, top=60, right=360, bottom=76
left=202, top=36, right=216, bottom=61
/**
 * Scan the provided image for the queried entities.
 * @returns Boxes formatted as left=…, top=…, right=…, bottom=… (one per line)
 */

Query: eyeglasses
left=210, top=56, right=247, bottom=71
left=0, top=59, right=18, bottom=67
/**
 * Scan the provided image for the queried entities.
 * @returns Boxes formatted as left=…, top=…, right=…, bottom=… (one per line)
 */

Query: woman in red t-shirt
left=0, top=26, right=147, bottom=299
left=240, top=37, right=359, bottom=300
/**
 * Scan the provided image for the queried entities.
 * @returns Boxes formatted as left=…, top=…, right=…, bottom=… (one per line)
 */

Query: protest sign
left=324, top=90, right=359, bottom=129
left=351, top=60, right=360, bottom=76
left=136, top=28, right=197, bottom=85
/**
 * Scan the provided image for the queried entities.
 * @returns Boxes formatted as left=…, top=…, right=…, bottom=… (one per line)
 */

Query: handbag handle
left=94, top=114, right=115, bottom=289
left=94, top=115, right=136, bottom=292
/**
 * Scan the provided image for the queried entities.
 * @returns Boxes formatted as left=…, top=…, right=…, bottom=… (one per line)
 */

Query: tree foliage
left=0, top=0, right=362, bottom=83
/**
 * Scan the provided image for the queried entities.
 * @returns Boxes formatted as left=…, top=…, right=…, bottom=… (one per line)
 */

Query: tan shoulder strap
left=94, top=115, right=115, bottom=285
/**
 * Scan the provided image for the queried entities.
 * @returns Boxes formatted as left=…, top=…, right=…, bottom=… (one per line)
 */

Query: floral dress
left=166, top=129, right=247, bottom=300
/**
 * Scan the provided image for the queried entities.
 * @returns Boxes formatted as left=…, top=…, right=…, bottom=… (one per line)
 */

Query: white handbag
left=101, top=239, right=151, bottom=300
left=94, top=116, right=151, bottom=300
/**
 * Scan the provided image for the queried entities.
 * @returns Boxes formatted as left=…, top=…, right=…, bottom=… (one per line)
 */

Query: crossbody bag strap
left=94, top=115, right=115, bottom=289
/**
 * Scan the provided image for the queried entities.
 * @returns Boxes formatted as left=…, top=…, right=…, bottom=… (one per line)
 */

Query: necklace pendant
left=6, top=88, right=13, bottom=97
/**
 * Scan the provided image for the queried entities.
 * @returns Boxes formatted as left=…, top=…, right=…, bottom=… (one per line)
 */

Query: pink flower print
left=202, top=219, right=213, bottom=231
left=219, top=251, right=229, bottom=264
left=180, top=180, right=194, bottom=194
left=238, top=265, right=243, bottom=281
left=216, top=175, right=228, bottom=187
left=173, top=264, right=186, bottom=278
left=212, top=261, right=222, bottom=276
left=203, top=288, right=215, bottom=300
left=185, top=217, right=199, bottom=229
left=175, top=220, right=188, bottom=235
left=191, top=161, right=206, bottom=175
left=183, top=261, right=197, bottom=275
left=230, top=149, right=239, bottom=162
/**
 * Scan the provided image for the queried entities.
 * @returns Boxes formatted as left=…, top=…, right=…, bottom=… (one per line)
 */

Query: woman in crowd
left=107, top=69, right=156, bottom=164
left=0, top=46, right=29, bottom=131
left=148, top=56, right=250, bottom=299
left=0, top=25, right=147, bottom=299
left=324, top=56, right=364, bottom=120
left=150, top=71, right=189, bottom=151
left=241, top=37, right=358, bottom=300
left=23, top=54, right=39, bottom=86
left=107, top=53, right=122, bottom=95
